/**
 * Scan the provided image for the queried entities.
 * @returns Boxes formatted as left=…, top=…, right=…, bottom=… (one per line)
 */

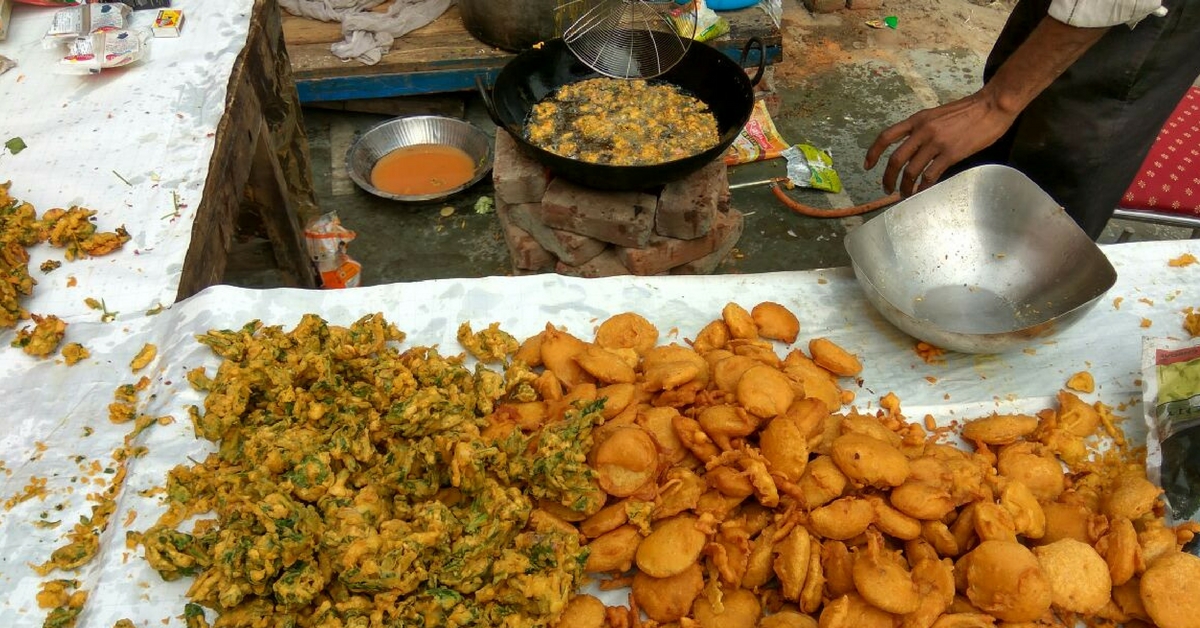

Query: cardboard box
left=152, top=8, right=182, bottom=37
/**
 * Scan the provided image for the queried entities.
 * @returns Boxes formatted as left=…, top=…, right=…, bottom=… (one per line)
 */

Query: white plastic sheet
left=0, top=239, right=1197, bottom=626
left=0, top=1, right=253, bottom=324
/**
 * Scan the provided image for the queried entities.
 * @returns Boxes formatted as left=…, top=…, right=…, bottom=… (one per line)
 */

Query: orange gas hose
left=769, top=181, right=901, bottom=218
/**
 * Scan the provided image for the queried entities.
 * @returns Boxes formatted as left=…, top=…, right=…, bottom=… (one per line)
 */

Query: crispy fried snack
left=138, top=314, right=600, bottom=627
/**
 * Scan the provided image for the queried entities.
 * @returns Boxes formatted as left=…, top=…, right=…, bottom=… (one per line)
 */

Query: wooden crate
left=283, top=3, right=783, bottom=103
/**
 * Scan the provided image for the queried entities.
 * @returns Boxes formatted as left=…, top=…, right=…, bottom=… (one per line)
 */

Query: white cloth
left=0, top=239, right=1198, bottom=626
left=1049, top=0, right=1169, bottom=28
left=279, top=0, right=453, bottom=65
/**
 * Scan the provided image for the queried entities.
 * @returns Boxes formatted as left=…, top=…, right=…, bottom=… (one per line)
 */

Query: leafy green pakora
left=139, top=313, right=601, bottom=628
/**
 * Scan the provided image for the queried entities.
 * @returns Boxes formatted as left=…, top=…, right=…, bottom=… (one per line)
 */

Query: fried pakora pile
left=508, top=303, right=1199, bottom=628
left=525, top=78, right=720, bottom=166
left=0, top=180, right=131, bottom=357
left=137, top=313, right=601, bottom=628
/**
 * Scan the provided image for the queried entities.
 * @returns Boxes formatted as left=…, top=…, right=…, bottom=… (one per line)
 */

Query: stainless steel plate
left=346, top=115, right=494, bottom=203
left=844, top=165, right=1118, bottom=354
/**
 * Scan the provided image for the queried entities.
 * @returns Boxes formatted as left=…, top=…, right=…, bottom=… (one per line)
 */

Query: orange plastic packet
left=305, top=213, right=362, bottom=289
left=724, top=100, right=789, bottom=166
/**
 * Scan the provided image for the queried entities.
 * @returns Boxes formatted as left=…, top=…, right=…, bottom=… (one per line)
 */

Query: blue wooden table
left=283, top=5, right=783, bottom=104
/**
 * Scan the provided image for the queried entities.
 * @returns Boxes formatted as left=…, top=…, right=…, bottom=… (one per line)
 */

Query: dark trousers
left=949, top=0, right=1200, bottom=239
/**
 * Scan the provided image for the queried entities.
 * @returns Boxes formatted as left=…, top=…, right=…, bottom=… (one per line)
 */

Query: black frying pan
left=479, top=35, right=765, bottom=191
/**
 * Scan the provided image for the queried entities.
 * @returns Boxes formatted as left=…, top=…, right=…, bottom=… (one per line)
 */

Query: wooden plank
left=285, top=4, right=783, bottom=101
left=180, top=0, right=319, bottom=300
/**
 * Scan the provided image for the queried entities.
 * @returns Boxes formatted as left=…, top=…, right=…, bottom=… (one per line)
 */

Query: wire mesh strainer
left=558, top=0, right=696, bottom=79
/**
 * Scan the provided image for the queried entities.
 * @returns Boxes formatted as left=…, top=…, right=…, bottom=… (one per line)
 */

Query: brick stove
left=493, top=130, right=745, bottom=277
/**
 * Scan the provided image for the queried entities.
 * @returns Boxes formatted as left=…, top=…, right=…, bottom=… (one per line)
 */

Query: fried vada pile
left=136, top=303, right=1200, bottom=628
left=518, top=304, right=1199, bottom=628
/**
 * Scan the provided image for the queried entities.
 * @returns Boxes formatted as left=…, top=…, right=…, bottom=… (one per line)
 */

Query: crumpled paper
left=280, top=0, right=453, bottom=65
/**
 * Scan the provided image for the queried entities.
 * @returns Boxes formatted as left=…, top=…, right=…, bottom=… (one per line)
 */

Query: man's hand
left=863, top=15, right=1108, bottom=197
left=863, top=90, right=1017, bottom=196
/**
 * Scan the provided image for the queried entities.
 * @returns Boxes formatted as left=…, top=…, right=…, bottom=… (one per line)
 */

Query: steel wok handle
left=738, top=37, right=766, bottom=87
left=475, top=74, right=505, bottom=128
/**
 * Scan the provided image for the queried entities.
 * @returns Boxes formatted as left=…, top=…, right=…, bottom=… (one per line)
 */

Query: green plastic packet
left=782, top=144, right=842, bottom=193
left=1141, top=336, right=1200, bottom=532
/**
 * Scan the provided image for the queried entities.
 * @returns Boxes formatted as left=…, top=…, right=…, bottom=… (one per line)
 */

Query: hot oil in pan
left=523, top=77, right=720, bottom=166
left=370, top=144, right=476, bottom=196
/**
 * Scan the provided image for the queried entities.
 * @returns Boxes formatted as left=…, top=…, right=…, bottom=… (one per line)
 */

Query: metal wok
left=479, top=34, right=765, bottom=191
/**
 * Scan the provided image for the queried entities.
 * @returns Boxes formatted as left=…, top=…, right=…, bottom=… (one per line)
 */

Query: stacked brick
left=494, top=131, right=744, bottom=277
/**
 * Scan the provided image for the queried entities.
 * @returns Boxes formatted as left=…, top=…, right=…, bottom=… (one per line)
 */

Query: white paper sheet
left=0, top=239, right=1197, bottom=626
left=0, top=1, right=253, bottom=323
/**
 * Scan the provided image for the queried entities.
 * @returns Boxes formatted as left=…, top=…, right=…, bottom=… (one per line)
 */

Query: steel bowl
left=844, top=165, right=1118, bottom=354
left=346, top=115, right=493, bottom=203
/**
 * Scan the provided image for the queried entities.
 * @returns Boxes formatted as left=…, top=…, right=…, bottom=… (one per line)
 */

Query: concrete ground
left=225, top=0, right=1194, bottom=288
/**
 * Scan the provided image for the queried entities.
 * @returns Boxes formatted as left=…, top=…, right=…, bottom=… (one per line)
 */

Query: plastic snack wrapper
left=57, top=28, right=149, bottom=75
left=724, top=100, right=790, bottom=166
left=43, top=2, right=130, bottom=48
left=781, top=144, right=842, bottom=194
left=671, top=0, right=730, bottom=42
left=305, top=212, right=362, bottom=289
left=1141, top=337, right=1200, bottom=540
left=724, top=100, right=843, bottom=193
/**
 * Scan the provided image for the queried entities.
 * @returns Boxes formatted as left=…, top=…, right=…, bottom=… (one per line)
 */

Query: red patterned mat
left=1122, top=87, right=1200, bottom=215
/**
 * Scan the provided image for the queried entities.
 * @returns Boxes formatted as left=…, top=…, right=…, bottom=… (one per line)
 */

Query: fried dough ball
left=655, top=467, right=707, bottom=520
left=760, top=414, right=810, bottom=483
left=633, top=562, right=705, bottom=623
left=1096, top=516, right=1141, bottom=586
left=995, top=443, right=1064, bottom=502
left=830, top=432, right=910, bottom=488
left=774, top=525, right=812, bottom=601
left=960, top=414, right=1038, bottom=445
left=809, top=497, right=874, bottom=540
left=818, top=593, right=897, bottom=628
left=761, top=610, right=820, bottom=628
left=866, top=494, right=922, bottom=540
left=809, top=338, right=862, bottom=377
left=1064, top=371, right=1095, bottom=393
left=928, top=613, right=996, bottom=628
left=1037, top=501, right=1095, bottom=545
left=1140, top=551, right=1200, bottom=628
left=723, top=302, right=760, bottom=340
left=738, top=364, right=797, bottom=419
left=743, top=527, right=778, bottom=589
left=699, top=404, right=759, bottom=450
left=642, top=343, right=709, bottom=391
left=1101, top=471, right=1163, bottom=520
left=890, top=479, right=956, bottom=521
left=693, top=587, right=762, bottom=628
left=1032, top=538, right=1110, bottom=614
left=585, top=524, right=641, bottom=573
left=556, top=594, right=606, bottom=628
left=902, top=558, right=956, bottom=628
left=962, top=540, right=1052, bottom=623
left=540, top=325, right=595, bottom=387
left=574, top=345, right=637, bottom=384
left=714, top=354, right=761, bottom=394
left=595, top=312, right=659, bottom=355
left=692, top=319, right=731, bottom=353
left=593, top=425, right=658, bottom=497
left=1054, top=390, right=1100, bottom=436
left=997, top=480, right=1046, bottom=540
left=852, top=531, right=922, bottom=614
left=639, top=406, right=688, bottom=464
left=751, top=302, right=801, bottom=344
left=794, top=455, right=848, bottom=509
left=635, top=514, right=708, bottom=578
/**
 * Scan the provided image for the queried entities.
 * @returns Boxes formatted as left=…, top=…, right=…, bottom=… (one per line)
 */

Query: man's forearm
left=982, top=16, right=1110, bottom=116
